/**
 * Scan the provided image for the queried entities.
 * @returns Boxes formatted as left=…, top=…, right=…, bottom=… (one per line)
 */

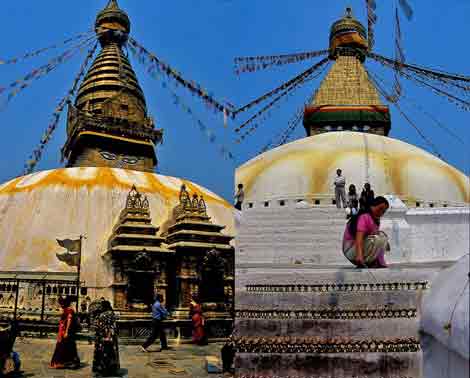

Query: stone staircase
left=234, top=265, right=448, bottom=378
left=237, top=206, right=349, bottom=266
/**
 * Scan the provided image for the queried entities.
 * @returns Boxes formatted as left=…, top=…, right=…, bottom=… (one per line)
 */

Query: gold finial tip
left=106, top=0, right=120, bottom=9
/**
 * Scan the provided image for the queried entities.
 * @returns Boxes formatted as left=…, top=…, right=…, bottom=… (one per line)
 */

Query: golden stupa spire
left=62, top=1, right=162, bottom=172
left=106, top=0, right=120, bottom=9
left=303, top=8, right=391, bottom=137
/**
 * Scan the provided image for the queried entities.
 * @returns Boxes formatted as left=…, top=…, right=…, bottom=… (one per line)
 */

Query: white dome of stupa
left=236, top=131, right=469, bottom=207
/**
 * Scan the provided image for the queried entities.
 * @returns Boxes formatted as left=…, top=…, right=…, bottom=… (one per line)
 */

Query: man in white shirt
left=334, top=169, right=347, bottom=208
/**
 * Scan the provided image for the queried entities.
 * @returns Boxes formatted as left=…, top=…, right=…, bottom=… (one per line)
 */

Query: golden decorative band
left=233, top=336, right=420, bottom=354
left=236, top=308, right=417, bottom=320
left=245, top=281, right=429, bottom=293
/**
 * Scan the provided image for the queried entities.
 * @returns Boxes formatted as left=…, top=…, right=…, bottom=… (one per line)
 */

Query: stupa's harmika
left=234, top=8, right=469, bottom=378
left=0, top=0, right=235, bottom=338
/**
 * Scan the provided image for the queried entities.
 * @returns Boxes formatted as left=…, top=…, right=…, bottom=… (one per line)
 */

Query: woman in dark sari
left=50, top=296, right=80, bottom=369
left=92, top=300, right=120, bottom=377
left=0, top=318, right=21, bottom=376
left=190, top=297, right=208, bottom=346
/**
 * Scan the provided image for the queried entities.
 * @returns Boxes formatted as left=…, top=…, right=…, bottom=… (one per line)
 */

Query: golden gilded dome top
left=329, top=7, right=368, bottom=52
left=95, top=0, right=130, bottom=46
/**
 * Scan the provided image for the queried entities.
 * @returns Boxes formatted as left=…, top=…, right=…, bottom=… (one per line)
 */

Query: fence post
left=13, top=279, right=19, bottom=321
left=40, top=281, right=46, bottom=337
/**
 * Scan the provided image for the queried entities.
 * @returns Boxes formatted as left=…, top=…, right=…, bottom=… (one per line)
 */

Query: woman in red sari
left=50, top=296, right=80, bottom=369
left=190, top=297, right=208, bottom=346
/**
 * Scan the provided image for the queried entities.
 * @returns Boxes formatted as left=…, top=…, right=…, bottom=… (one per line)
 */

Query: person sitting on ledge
left=345, top=198, right=359, bottom=219
left=347, top=184, right=358, bottom=206
left=342, top=196, right=390, bottom=268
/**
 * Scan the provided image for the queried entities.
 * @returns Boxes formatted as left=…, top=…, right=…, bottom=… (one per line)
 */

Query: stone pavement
left=12, top=337, right=230, bottom=378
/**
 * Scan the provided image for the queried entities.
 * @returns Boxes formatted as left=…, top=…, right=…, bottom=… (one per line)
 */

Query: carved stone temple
left=102, top=184, right=234, bottom=333
left=234, top=8, right=469, bottom=378
left=0, top=0, right=235, bottom=339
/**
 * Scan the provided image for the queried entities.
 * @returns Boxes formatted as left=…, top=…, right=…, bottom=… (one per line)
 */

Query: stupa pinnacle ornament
left=303, top=7, right=391, bottom=137
left=62, top=0, right=162, bottom=172
left=329, top=6, right=368, bottom=58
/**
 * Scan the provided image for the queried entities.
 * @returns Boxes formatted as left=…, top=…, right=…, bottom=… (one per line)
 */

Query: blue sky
left=0, top=0, right=468, bottom=201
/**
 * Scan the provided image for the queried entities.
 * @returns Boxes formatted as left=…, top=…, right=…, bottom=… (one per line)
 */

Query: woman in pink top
left=343, top=196, right=390, bottom=268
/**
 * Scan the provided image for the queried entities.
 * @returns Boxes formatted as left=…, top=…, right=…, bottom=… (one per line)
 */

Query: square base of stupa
left=234, top=263, right=452, bottom=378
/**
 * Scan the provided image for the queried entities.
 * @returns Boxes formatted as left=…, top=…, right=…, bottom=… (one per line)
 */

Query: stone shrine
left=105, top=185, right=173, bottom=311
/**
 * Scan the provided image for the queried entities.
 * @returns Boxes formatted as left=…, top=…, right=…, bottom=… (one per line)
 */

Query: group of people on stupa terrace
left=234, top=170, right=390, bottom=270
left=334, top=168, right=390, bottom=269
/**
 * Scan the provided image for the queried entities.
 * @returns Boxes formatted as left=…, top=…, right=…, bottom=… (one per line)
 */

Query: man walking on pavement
left=334, top=169, right=347, bottom=209
left=141, top=294, right=170, bottom=352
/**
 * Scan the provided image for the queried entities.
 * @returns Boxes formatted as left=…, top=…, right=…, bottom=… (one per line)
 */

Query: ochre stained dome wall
left=236, top=132, right=469, bottom=206
left=0, top=167, right=235, bottom=289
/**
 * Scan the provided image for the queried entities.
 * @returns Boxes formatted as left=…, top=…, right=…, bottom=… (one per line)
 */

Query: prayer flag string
left=368, top=52, right=470, bottom=84
left=258, top=73, right=324, bottom=154
left=398, top=0, right=414, bottom=21
left=367, top=68, right=442, bottom=158
left=0, top=30, right=93, bottom=65
left=235, top=60, right=330, bottom=142
left=368, top=53, right=470, bottom=110
left=276, top=85, right=318, bottom=148
left=127, top=42, right=235, bottom=161
left=387, top=7, right=404, bottom=103
left=366, top=0, right=377, bottom=51
left=0, top=35, right=98, bottom=109
left=234, top=50, right=329, bottom=75
left=167, top=89, right=236, bottom=161
left=370, top=70, right=465, bottom=146
left=232, top=57, right=329, bottom=117
left=258, top=106, right=304, bottom=155
left=23, top=42, right=99, bottom=175
left=127, top=37, right=234, bottom=118
left=235, top=69, right=314, bottom=134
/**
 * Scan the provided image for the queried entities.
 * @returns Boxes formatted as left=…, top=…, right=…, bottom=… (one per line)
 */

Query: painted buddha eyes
left=100, top=151, right=138, bottom=165
left=100, top=151, right=117, bottom=160
left=122, top=156, right=138, bottom=165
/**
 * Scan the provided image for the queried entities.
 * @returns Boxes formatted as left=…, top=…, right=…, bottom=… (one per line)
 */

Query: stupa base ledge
left=235, top=261, right=452, bottom=291
left=235, top=351, right=421, bottom=378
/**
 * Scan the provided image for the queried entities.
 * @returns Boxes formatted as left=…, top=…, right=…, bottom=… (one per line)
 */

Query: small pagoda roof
left=167, top=219, right=226, bottom=233
left=166, top=229, right=233, bottom=240
left=166, top=185, right=232, bottom=233
left=111, top=233, right=164, bottom=241
left=105, top=245, right=174, bottom=255
left=107, top=186, right=168, bottom=253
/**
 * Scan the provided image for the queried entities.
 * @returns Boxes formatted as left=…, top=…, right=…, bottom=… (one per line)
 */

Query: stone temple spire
left=303, top=7, right=391, bottom=137
left=62, top=0, right=162, bottom=172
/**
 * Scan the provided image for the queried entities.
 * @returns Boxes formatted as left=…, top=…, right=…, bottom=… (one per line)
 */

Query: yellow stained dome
left=236, top=132, right=469, bottom=207
left=0, top=167, right=235, bottom=288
